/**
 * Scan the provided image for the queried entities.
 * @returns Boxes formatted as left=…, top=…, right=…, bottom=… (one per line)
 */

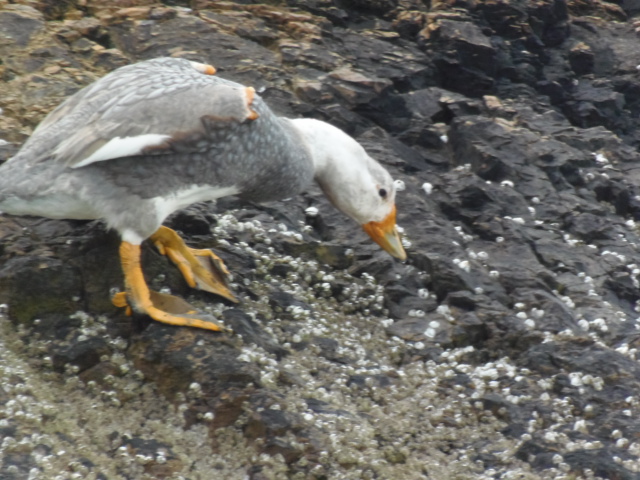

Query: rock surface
left=2, top=0, right=640, bottom=478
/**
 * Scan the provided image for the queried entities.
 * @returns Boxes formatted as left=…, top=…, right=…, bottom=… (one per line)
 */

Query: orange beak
left=362, top=205, right=407, bottom=260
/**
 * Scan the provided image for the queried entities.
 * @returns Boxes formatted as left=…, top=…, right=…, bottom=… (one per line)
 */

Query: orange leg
left=149, top=226, right=237, bottom=302
left=112, top=241, right=228, bottom=332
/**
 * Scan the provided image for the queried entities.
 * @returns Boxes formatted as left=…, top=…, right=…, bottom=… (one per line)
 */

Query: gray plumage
left=0, top=58, right=315, bottom=240
left=0, top=57, right=403, bottom=258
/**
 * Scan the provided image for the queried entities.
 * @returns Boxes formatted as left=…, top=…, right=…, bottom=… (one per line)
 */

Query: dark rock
left=0, top=255, right=84, bottom=325
left=283, top=241, right=354, bottom=270
left=566, top=211, right=615, bottom=242
left=129, top=326, right=261, bottom=427
left=326, top=66, right=393, bottom=107
left=563, top=80, right=626, bottom=130
left=450, top=311, right=489, bottom=347
left=568, top=42, right=595, bottom=75
left=268, top=290, right=312, bottom=315
left=0, top=5, right=45, bottom=50
left=386, top=317, right=429, bottom=341
left=166, top=205, right=215, bottom=236
left=392, top=10, right=426, bottom=39
left=50, top=336, right=111, bottom=373
left=222, top=309, right=288, bottom=358
left=418, top=18, right=497, bottom=96
left=245, top=408, right=298, bottom=439
left=384, top=290, right=437, bottom=319
left=564, top=449, right=638, bottom=480
left=262, top=436, right=304, bottom=464
left=312, top=336, right=353, bottom=364
left=341, top=0, right=397, bottom=15
left=120, top=437, right=183, bottom=479
left=479, top=393, right=519, bottom=422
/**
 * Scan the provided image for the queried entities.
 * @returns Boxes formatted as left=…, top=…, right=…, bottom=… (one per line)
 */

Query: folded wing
left=27, top=58, right=260, bottom=168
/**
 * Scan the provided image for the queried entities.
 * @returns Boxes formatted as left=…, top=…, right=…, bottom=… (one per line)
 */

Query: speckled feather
left=0, top=58, right=315, bottom=239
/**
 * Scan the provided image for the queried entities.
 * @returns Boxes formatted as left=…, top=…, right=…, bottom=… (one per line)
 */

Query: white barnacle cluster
left=626, top=262, right=640, bottom=289
left=520, top=383, right=640, bottom=475
left=435, top=304, right=455, bottom=323
left=3, top=208, right=640, bottom=479
left=423, top=321, right=439, bottom=339
left=504, top=215, right=525, bottom=225
left=456, top=356, right=539, bottom=409
left=238, top=344, right=280, bottom=387
left=275, top=222, right=304, bottom=242
left=187, top=381, right=203, bottom=399
left=400, top=231, right=412, bottom=250
left=615, top=343, right=639, bottom=361
left=216, top=213, right=310, bottom=248
left=601, top=249, right=627, bottom=263
left=452, top=257, right=471, bottom=273
left=286, top=304, right=311, bottom=321
left=70, top=310, right=108, bottom=342
left=453, top=225, right=474, bottom=243
left=453, top=163, right=472, bottom=173
left=562, top=232, right=580, bottom=247
left=563, top=372, right=605, bottom=394
left=0, top=312, right=213, bottom=479
left=513, top=303, right=544, bottom=331
left=305, top=206, right=319, bottom=217
left=421, top=182, right=433, bottom=195
left=592, top=151, right=612, bottom=168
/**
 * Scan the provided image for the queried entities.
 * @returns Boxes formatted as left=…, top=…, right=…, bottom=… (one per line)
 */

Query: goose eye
left=378, top=188, right=387, bottom=198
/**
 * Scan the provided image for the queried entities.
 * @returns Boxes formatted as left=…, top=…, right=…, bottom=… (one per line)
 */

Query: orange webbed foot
left=114, top=241, right=230, bottom=332
left=150, top=226, right=237, bottom=303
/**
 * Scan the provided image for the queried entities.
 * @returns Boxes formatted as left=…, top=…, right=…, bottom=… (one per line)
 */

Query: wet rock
left=261, top=436, right=304, bottom=464
left=119, top=327, right=258, bottom=431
